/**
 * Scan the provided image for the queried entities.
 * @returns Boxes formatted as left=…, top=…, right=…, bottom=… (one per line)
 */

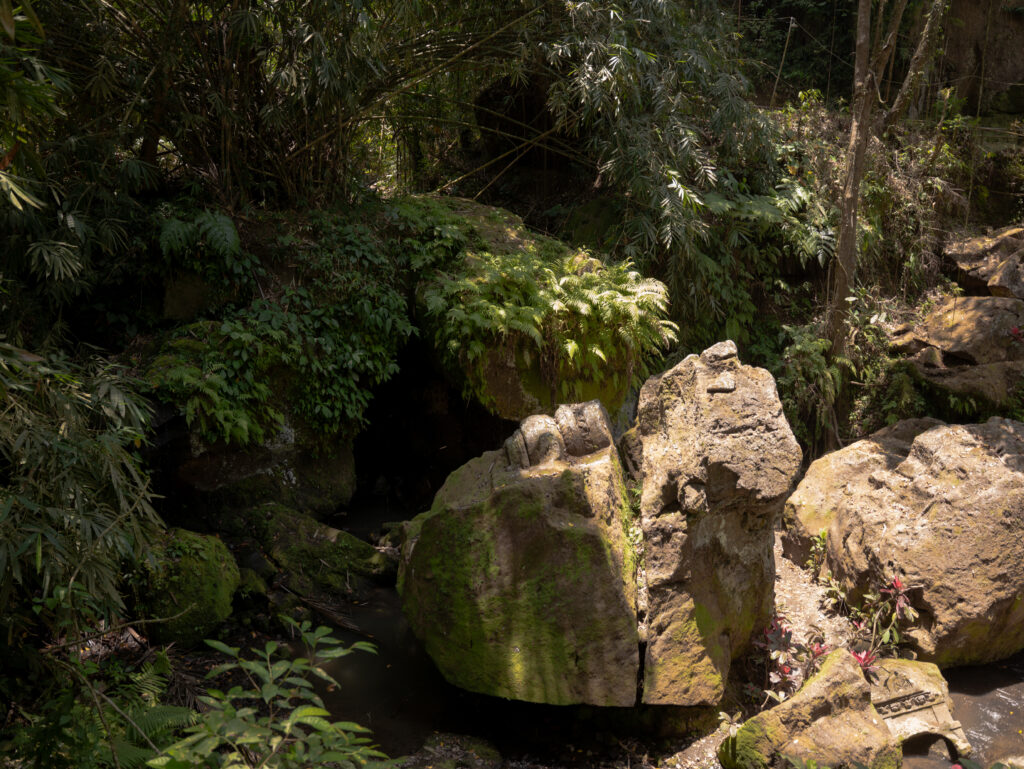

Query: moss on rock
left=398, top=432, right=640, bottom=706
left=141, top=528, right=240, bottom=646
left=254, top=503, right=394, bottom=596
left=718, top=650, right=900, bottom=769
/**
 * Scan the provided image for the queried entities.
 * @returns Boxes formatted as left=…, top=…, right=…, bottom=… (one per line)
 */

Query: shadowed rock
left=633, top=341, right=802, bottom=705
left=398, top=401, right=639, bottom=706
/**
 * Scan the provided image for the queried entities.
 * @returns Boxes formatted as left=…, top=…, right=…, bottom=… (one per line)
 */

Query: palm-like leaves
left=421, top=239, right=677, bottom=409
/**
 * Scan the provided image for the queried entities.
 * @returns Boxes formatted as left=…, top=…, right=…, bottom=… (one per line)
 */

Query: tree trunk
left=882, top=0, right=947, bottom=132
left=824, top=0, right=875, bottom=356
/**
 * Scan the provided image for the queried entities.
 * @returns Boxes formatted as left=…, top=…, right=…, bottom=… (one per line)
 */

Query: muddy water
left=904, top=653, right=1024, bottom=767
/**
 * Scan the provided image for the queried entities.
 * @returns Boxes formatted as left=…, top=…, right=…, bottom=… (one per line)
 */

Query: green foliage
left=750, top=614, right=830, bottom=706
left=7, top=650, right=196, bottom=769
left=146, top=212, right=413, bottom=446
left=150, top=618, right=387, bottom=769
left=543, top=0, right=795, bottom=346
left=738, top=1, right=857, bottom=101
left=420, top=245, right=677, bottom=407
left=773, top=324, right=851, bottom=453
left=805, top=530, right=827, bottom=573
left=40, top=0, right=553, bottom=206
left=821, top=570, right=919, bottom=659
left=0, top=344, right=161, bottom=635
left=158, top=207, right=260, bottom=287
left=145, top=324, right=282, bottom=446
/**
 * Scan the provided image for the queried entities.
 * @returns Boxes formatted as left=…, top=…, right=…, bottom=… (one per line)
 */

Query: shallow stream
left=904, top=653, right=1024, bottom=768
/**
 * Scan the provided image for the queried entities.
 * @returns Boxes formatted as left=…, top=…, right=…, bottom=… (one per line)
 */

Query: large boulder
left=139, top=528, right=241, bottom=646
left=633, top=341, right=802, bottom=705
left=786, top=417, right=1024, bottom=667
left=781, top=418, right=943, bottom=565
left=398, top=401, right=639, bottom=706
left=718, top=650, right=901, bottom=769
left=890, top=295, right=1024, bottom=407
left=945, top=226, right=1024, bottom=298
left=239, top=503, right=393, bottom=589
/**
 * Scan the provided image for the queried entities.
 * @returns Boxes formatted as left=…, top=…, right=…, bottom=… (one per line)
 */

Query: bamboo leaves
left=0, top=344, right=161, bottom=623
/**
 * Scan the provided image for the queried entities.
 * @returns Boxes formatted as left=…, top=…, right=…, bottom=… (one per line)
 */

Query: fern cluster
left=7, top=648, right=195, bottom=769
left=421, top=245, right=677, bottom=409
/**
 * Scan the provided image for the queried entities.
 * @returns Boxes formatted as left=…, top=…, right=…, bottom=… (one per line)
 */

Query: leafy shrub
left=150, top=619, right=387, bottom=769
left=158, top=208, right=261, bottom=288
left=773, top=324, right=851, bottom=453
left=6, top=649, right=196, bottom=769
left=0, top=344, right=161, bottom=635
left=146, top=213, right=413, bottom=446
left=420, top=245, right=677, bottom=408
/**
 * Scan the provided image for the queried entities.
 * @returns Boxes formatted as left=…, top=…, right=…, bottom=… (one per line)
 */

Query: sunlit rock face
left=397, top=343, right=801, bottom=708
left=398, top=401, right=640, bottom=706
left=788, top=416, right=1024, bottom=667
left=633, top=341, right=802, bottom=705
left=718, top=650, right=901, bottom=769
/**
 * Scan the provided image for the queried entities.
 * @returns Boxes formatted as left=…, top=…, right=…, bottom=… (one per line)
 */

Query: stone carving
left=634, top=340, right=802, bottom=705
left=869, top=659, right=972, bottom=759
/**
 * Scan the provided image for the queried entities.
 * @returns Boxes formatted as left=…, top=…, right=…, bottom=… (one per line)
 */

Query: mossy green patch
left=141, top=528, right=240, bottom=646
left=718, top=719, right=772, bottom=769
left=399, top=463, right=639, bottom=705
left=259, top=503, right=393, bottom=596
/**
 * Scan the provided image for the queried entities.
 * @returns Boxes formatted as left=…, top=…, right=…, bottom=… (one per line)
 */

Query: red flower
left=852, top=649, right=877, bottom=668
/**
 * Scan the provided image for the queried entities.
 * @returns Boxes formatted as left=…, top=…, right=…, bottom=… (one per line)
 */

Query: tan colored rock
left=913, top=296, right=1024, bottom=365
left=398, top=401, right=639, bottom=706
left=789, top=417, right=1024, bottom=667
left=718, top=650, right=901, bottom=769
left=635, top=341, right=802, bottom=705
left=945, top=226, right=1024, bottom=297
left=782, top=418, right=942, bottom=565
left=909, top=359, right=1024, bottom=406
left=870, top=658, right=971, bottom=758
left=889, top=295, right=1024, bottom=408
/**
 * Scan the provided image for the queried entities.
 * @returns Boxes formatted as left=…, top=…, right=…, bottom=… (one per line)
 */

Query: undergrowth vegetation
left=146, top=211, right=414, bottom=446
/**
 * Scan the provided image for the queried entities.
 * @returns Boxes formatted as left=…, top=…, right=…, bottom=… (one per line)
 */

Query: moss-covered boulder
left=633, top=341, right=802, bottom=705
left=255, top=503, right=394, bottom=596
left=140, top=528, right=240, bottom=646
left=718, top=650, right=901, bottom=769
left=788, top=416, right=1024, bottom=667
left=398, top=401, right=640, bottom=706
